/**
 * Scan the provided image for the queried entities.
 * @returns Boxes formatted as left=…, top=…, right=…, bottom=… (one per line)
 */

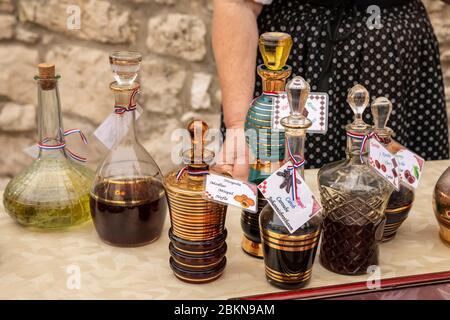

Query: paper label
left=203, top=174, right=258, bottom=213
left=257, top=162, right=322, bottom=234
left=272, top=92, right=329, bottom=134
left=94, top=105, right=143, bottom=150
left=368, top=139, right=400, bottom=190
left=395, top=149, right=425, bottom=189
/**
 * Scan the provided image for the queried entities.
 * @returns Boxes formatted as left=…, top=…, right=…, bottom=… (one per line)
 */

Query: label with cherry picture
left=369, top=138, right=401, bottom=190
left=271, top=92, right=329, bottom=134
left=394, top=149, right=425, bottom=189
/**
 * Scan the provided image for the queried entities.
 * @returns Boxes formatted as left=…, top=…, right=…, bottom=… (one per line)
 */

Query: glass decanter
left=433, top=166, right=450, bottom=245
left=90, top=51, right=167, bottom=247
left=242, top=32, right=293, bottom=258
left=164, top=120, right=228, bottom=284
left=318, top=84, right=394, bottom=275
left=370, top=97, right=415, bottom=242
left=260, top=76, right=322, bottom=290
left=3, top=63, right=93, bottom=229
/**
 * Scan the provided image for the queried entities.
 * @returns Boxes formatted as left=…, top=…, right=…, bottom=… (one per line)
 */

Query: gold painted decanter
left=318, top=84, right=394, bottom=275
left=242, top=32, right=293, bottom=258
left=3, top=63, right=93, bottom=229
left=259, top=76, right=322, bottom=289
left=370, top=97, right=415, bottom=242
left=433, top=166, right=450, bottom=245
left=90, top=51, right=167, bottom=247
left=164, top=120, right=228, bottom=284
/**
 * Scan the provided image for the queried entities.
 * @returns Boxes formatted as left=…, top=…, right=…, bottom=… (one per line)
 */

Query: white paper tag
left=257, top=162, right=322, bottom=234
left=395, top=149, right=425, bottom=189
left=203, top=174, right=258, bottom=213
left=368, top=139, right=400, bottom=190
left=94, top=105, right=143, bottom=149
left=271, top=92, right=329, bottom=134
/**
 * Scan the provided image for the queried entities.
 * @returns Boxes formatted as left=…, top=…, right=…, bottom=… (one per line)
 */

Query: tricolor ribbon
left=114, top=88, right=139, bottom=115
left=347, top=131, right=381, bottom=163
left=176, top=166, right=209, bottom=181
left=38, top=129, right=88, bottom=162
left=286, top=138, right=306, bottom=208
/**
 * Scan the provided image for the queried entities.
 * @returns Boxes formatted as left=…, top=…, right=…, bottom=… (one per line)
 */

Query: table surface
left=0, top=161, right=449, bottom=300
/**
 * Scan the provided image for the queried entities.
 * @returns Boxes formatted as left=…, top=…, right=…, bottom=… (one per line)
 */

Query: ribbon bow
left=286, top=138, right=306, bottom=208
left=347, top=131, right=381, bottom=163
left=38, top=129, right=88, bottom=162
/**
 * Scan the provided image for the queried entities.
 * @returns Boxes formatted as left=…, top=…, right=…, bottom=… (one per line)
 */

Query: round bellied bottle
left=433, top=166, right=450, bottom=245
left=259, top=76, right=322, bottom=289
left=370, top=97, right=415, bottom=242
left=318, top=84, right=394, bottom=275
left=242, top=32, right=293, bottom=258
left=3, top=63, right=93, bottom=229
left=90, top=51, right=167, bottom=247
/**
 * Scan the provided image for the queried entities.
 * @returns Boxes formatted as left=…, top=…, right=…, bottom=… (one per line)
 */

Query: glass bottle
left=3, top=63, right=93, bottom=229
left=260, top=76, right=322, bottom=289
left=318, top=84, right=394, bottom=275
left=242, top=32, right=293, bottom=258
left=90, top=51, right=167, bottom=247
left=433, top=166, right=450, bottom=245
left=370, top=97, right=415, bottom=242
left=164, top=120, right=228, bottom=284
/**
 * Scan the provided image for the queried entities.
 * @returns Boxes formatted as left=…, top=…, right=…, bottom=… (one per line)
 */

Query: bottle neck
left=284, top=129, right=306, bottom=179
left=346, top=131, right=368, bottom=163
left=112, top=86, right=138, bottom=145
left=37, top=79, right=66, bottom=159
left=258, top=65, right=292, bottom=93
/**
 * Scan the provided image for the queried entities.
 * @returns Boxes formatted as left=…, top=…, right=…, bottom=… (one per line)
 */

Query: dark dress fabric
left=221, top=0, right=449, bottom=169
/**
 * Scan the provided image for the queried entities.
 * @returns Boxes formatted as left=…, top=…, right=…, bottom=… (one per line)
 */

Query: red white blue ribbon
left=347, top=131, right=381, bottom=163
left=38, top=129, right=88, bottom=162
left=114, top=88, right=139, bottom=115
left=176, top=166, right=209, bottom=181
left=286, top=138, right=306, bottom=208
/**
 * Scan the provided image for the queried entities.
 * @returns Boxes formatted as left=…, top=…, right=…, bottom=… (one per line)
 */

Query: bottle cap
left=371, top=96, right=394, bottom=140
left=281, top=76, right=312, bottom=130
left=37, top=63, right=57, bottom=90
left=183, top=120, right=214, bottom=165
left=259, top=32, right=292, bottom=71
left=346, top=84, right=371, bottom=132
left=109, top=51, right=142, bottom=86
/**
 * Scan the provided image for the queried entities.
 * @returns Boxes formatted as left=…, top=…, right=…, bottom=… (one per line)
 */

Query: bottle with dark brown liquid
left=318, top=85, right=393, bottom=275
left=260, top=76, right=322, bottom=289
left=370, top=97, right=415, bottom=242
left=90, top=51, right=167, bottom=247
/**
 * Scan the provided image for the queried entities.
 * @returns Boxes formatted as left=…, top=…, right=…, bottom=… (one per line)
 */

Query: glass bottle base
left=266, top=275, right=311, bottom=290
left=170, top=256, right=226, bottom=284
left=241, top=236, right=263, bottom=258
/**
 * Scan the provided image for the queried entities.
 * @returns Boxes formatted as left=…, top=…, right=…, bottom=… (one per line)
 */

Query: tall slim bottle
left=242, top=32, right=293, bottom=258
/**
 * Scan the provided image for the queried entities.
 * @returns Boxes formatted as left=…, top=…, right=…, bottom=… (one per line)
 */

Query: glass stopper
left=259, top=32, right=293, bottom=71
left=187, top=120, right=209, bottom=164
left=109, top=51, right=142, bottom=86
left=371, top=97, right=392, bottom=131
left=281, top=76, right=312, bottom=129
left=347, top=84, right=370, bottom=126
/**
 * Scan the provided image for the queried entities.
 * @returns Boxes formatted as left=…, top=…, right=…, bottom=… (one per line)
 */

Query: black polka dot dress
left=233, top=0, right=449, bottom=169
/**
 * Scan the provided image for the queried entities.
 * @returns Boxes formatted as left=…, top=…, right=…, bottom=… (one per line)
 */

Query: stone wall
left=0, top=0, right=449, bottom=189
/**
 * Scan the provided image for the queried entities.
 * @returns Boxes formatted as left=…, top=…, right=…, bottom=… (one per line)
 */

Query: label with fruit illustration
left=369, top=138, right=401, bottom=190
left=271, top=92, right=329, bottom=134
left=394, top=149, right=425, bottom=189
left=257, top=162, right=322, bottom=234
left=203, top=174, right=257, bottom=213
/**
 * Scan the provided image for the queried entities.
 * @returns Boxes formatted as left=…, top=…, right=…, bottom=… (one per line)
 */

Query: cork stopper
left=37, top=63, right=57, bottom=90
left=259, top=32, right=292, bottom=71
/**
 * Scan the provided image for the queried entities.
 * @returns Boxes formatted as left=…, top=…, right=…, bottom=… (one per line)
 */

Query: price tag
left=257, top=162, right=322, bottom=234
left=368, top=138, right=400, bottom=190
left=203, top=174, right=258, bottom=213
left=395, top=149, right=425, bottom=189
left=271, top=92, right=329, bottom=134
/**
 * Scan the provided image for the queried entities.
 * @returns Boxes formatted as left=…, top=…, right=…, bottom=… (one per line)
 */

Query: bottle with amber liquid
left=260, top=76, right=322, bottom=289
left=3, top=63, right=93, bottom=229
left=370, top=97, right=415, bottom=242
left=242, top=32, right=293, bottom=258
left=318, top=84, right=394, bottom=275
left=90, top=51, right=167, bottom=247
left=164, top=120, right=228, bottom=284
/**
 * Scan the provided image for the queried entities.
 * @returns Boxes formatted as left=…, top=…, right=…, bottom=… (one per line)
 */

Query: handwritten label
left=204, top=174, right=257, bottom=213
left=258, top=162, right=322, bottom=234
left=369, top=138, right=400, bottom=190
left=272, top=92, right=329, bottom=134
